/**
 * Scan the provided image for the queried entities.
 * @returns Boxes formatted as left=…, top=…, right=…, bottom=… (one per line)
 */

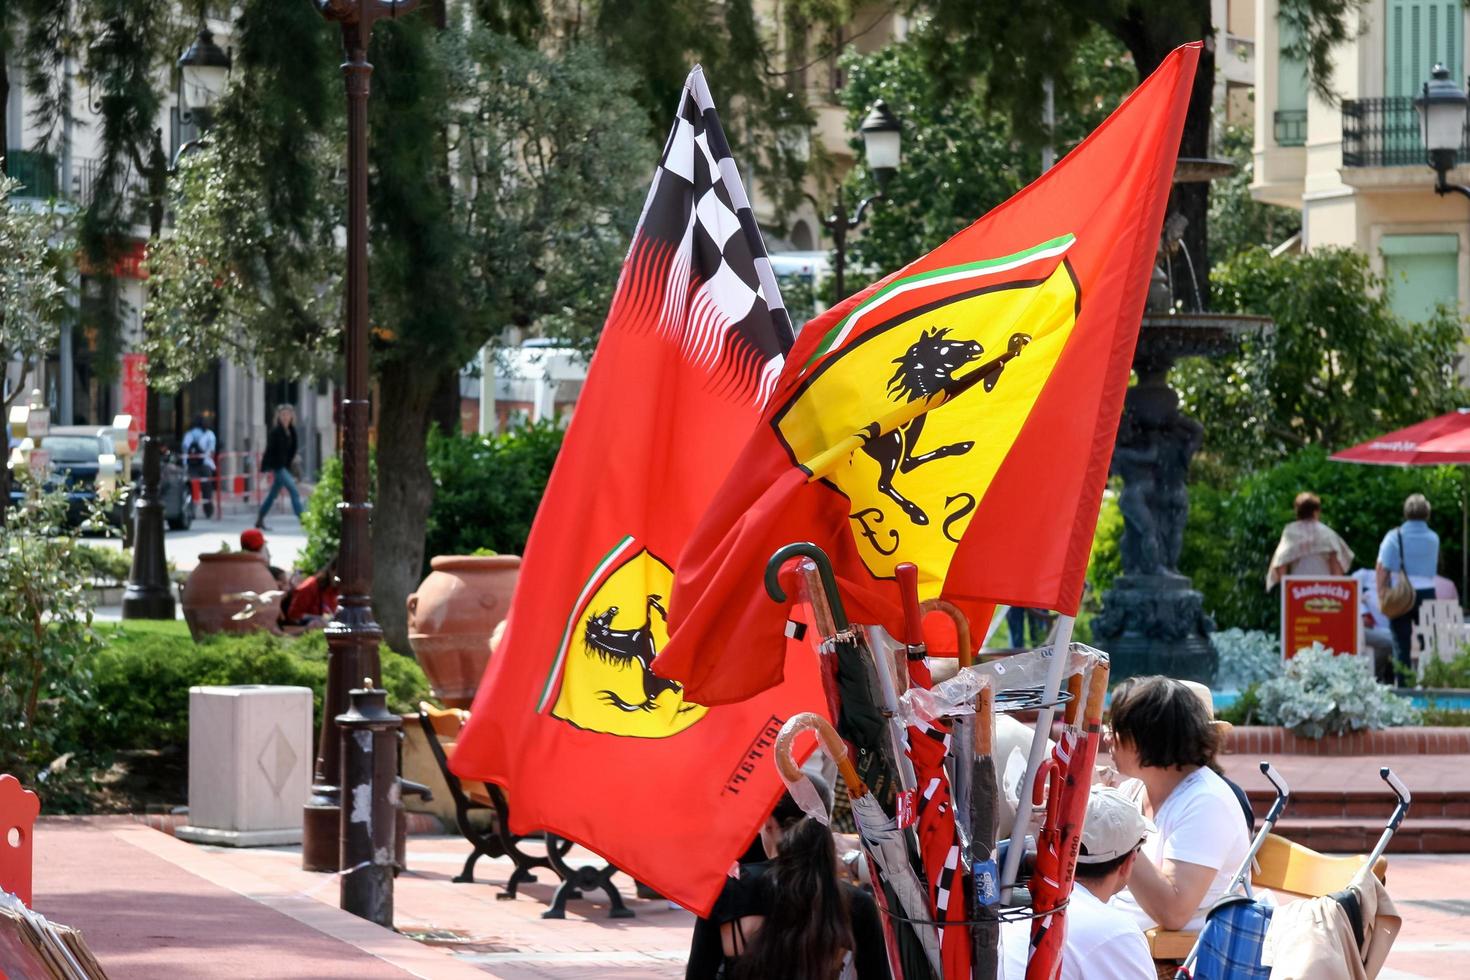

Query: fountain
left=1091, top=160, right=1272, bottom=684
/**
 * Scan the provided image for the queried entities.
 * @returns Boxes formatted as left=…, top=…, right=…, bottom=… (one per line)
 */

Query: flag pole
left=998, top=612, right=1075, bottom=900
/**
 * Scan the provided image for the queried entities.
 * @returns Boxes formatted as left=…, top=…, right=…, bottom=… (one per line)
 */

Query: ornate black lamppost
left=301, top=1, right=421, bottom=898
left=810, top=100, right=902, bottom=300
left=122, top=24, right=231, bottom=620
left=1415, top=63, right=1470, bottom=200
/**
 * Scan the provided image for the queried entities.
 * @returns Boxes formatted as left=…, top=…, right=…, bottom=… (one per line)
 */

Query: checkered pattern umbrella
left=908, top=718, right=974, bottom=979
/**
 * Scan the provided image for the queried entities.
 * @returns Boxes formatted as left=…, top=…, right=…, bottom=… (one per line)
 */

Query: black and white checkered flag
left=605, top=66, right=792, bottom=406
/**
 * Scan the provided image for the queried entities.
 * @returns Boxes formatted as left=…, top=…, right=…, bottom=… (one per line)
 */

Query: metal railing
left=3, top=148, right=60, bottom=198
left=1341, top=95, right=1470, bottom=167
left=1273, top=109, right=1307, bottom=147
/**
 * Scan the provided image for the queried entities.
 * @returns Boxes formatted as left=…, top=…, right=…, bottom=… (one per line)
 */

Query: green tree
left=914, top=0, right=1364, bottom=306
left=143, top=8, right=650, bottom=650
left=0, top=172, right=69, bottom=513
left=1175, top=247, right=1464, bottom=472
left=834, top=22, right=1137, bottom=281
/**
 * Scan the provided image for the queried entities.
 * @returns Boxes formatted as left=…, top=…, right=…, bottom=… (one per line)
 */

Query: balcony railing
left=4, top=148, right=155, bottom=222
left=1341, top=96, right=1470, bottom=167
left=1273, top=109, right=1307, bottom=147
left=4, top=148, right=60, bottom=198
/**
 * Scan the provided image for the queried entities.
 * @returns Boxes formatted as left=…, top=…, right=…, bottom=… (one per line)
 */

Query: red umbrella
left=1331, top=409, right=1470, bottom=597
left=1330, top=409, right=1470, bottom=465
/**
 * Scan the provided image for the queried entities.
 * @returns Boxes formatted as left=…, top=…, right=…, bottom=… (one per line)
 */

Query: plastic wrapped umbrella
left=776, top=712, right=942, bottom=980
left=908, top=715, right=974, bottom=979
left=1026, top=656, right=1110, bottom=980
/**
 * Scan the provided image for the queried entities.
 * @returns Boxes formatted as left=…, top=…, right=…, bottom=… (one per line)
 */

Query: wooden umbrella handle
left=1085, top=660, right=1111, bottom=728
left=1064, top=671, right=1085, bottom=727
left=776, top=711, right=868, bottom=798
left=919, top=598, right=973, bottom=668
left=975, top=684, right=995, bottom=756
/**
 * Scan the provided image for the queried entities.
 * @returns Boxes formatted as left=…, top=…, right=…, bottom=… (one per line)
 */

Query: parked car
left=7, top=426, right=193, bottom=531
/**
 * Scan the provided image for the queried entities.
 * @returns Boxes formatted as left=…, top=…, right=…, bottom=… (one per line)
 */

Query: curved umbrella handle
left=920, top=598, right=972, bottom=667
left=764, top=543, right=849, bottom=632
left=776, top=711, right=867, bottom=799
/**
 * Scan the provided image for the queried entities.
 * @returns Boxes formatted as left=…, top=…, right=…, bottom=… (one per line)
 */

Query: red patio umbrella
left=1331, top=409, right=1470, bottom=597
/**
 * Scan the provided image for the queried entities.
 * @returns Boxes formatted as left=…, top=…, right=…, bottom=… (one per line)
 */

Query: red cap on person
left=240, top=528, right=265, bottom=552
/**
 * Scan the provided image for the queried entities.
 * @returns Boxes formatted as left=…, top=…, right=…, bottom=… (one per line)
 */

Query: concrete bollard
left=337, top=678, right=400, bottom=926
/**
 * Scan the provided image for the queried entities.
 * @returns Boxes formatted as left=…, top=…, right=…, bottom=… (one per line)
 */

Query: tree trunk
left=370, top=361, right=444, bottom=653
left=428, top=357, right=461, bottom=437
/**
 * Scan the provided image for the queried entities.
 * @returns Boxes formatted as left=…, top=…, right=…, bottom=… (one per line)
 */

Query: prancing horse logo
left=772, top=244, right=1081, bottom=586
left=549, top=546, right=708, bottom=738
left=583, top=595, right=693, bottom=713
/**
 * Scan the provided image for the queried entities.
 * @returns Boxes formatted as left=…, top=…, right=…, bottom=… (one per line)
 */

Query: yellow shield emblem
left=775, top=252, right=1080, bottom=598
left=549, top=545, right=708, bottom=737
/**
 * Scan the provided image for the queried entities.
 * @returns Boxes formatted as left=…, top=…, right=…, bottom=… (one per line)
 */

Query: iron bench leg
left=541, top=833, right=635, bottom=920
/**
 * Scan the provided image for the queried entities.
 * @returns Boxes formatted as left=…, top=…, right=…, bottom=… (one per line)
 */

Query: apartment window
left=1383, top=234, right=1460, bottom=322
left=1275, top=14, right=1309, bottom=146
left=1387, top=1, right=1462, bottom=98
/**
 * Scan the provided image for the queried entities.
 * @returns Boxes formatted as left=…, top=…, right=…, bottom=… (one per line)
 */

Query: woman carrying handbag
left=1375, top=493, right=1439, bottom=681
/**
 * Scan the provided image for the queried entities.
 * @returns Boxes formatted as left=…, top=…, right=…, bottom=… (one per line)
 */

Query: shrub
left=1179, top=447, right=1464, bottom=632
left=1212, top=628, right=1282, bottom=691
left=79, top=625, right=433, bottom=754
left=73, top=543, right=134, bottom=585
left=300, top=422, right=563, bottom=576
left=1256, top=644, right=1419, bottom=738
left=423, top=420, right=563, bottom=561
left=1419, top=649, right=1470, bottom=689
left=0, top=478, right=101, bottom=793
left=1217, top=683, right=1262, bottom=727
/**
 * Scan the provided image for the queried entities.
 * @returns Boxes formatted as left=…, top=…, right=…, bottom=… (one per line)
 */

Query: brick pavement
left=27, top=814, right=1470, bottom=978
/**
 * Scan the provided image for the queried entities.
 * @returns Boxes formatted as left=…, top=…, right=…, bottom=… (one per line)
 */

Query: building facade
left=1253, top=0, right=1470, bottom=324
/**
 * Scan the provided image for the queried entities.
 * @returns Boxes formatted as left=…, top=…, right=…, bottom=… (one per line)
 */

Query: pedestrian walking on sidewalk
left=1376, top=493, right=1440, bottom=678
left=256, top=404, right=303, bottom=530
left=181, top=414, right=217, bottom=519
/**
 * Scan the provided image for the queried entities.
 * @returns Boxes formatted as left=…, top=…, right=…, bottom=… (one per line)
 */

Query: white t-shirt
left=1111, top=767, right=1250, bottom=931
left=1000, top=882, right=1154, bottom=980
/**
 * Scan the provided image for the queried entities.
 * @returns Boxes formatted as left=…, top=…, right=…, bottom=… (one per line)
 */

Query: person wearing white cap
left=1001, top=786, right=1156, bottom=980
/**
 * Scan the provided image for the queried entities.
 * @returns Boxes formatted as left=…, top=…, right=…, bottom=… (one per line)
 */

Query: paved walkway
left=91, top=511, right=309, bottom=622
left=28, top=814, right=1470, bottom=978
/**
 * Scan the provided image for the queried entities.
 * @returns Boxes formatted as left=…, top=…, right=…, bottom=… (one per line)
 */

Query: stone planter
left=407, top=555, right=520, bottom=707
left=181, top=552, right=283, bottom=642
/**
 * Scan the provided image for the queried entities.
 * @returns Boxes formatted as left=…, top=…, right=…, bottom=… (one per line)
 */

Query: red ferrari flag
left=450, top=67, right=824, bottom=914
left=656, top=44, right=1200, bottom=705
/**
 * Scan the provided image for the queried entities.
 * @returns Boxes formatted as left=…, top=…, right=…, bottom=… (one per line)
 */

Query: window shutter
left=1388, top=1, right=1463, bottom=98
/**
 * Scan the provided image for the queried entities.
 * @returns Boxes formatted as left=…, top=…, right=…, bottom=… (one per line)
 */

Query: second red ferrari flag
left=656, top=44, right=1201, bottom=705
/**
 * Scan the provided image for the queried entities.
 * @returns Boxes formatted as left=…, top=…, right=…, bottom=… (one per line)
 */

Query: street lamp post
left=121, top=24, right=231, bottom=621
left=809, top=100, right=902, bottom=301
left=302, top=0, right=421, bottom=881
left=1416, top=63, right=1470, bottom=599
left=1415, top=63, right=1470, bottom=200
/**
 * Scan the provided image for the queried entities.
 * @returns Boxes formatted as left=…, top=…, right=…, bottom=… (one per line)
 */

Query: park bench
left=1146, top=832, right=1389, bottom=966
left=415, top=703, right=633, bottom=918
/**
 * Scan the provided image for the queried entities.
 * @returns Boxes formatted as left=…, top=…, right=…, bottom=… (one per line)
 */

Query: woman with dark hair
left=686, top=778, right=889, bottom=979
left=1104, top=676, right=1249, bottom=932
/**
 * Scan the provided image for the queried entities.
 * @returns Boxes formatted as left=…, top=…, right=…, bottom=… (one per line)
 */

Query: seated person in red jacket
left=285, top=556, right=339, bottom=627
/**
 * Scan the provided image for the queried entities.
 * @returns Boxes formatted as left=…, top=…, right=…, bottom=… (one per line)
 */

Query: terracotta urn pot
left=407, top=555, right=521, bottom=707
left=181, top=552, right=283, bottom=642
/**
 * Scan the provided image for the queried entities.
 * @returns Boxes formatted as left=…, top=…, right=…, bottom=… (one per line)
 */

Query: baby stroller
left=1180, top=766, right=1411, bottom=980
